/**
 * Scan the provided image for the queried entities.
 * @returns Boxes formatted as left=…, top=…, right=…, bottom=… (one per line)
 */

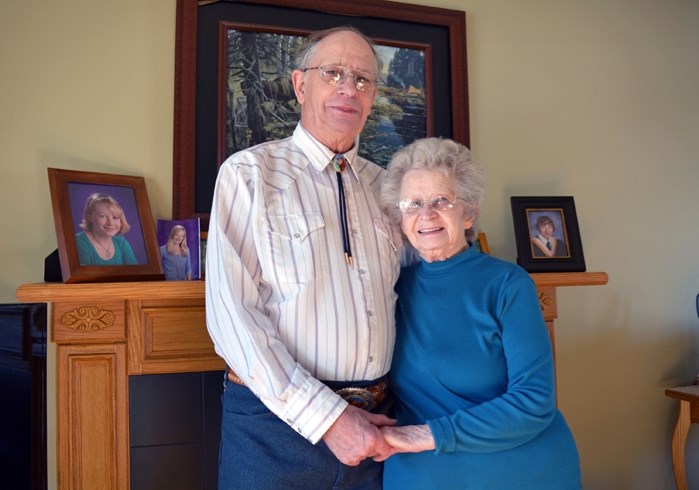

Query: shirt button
left=352, top=229, right=359, bottom=235
left=368, top=356, right=374, bottom=362
left=367, top=311, right=374, bottom=317
left=293, top=233, right=300, bottom=239
left=359, top=269, right=366, bottom=275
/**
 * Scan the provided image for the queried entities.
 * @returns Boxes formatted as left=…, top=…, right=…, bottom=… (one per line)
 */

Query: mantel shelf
left=16, top=271, right=608, bottom=303
left=16, top=280, right=205, bottom=302
left=530, top=271, right=609, bottom=288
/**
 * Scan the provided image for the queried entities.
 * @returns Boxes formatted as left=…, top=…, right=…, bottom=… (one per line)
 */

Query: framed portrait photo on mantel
left=47, top=168, right=164, bottom=283
left=510, top=196, right=586, bottom=273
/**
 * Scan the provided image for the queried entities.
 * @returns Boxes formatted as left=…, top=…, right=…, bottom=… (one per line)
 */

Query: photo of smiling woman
left=160, top=224, right=192, bottom=280
left=75, top=193, right=139, bottom=265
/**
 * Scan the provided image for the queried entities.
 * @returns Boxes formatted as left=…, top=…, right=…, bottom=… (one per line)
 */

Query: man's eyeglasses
left=396, top=195, right=465, bottom=215
left=302, top=65, right=379, bottom=92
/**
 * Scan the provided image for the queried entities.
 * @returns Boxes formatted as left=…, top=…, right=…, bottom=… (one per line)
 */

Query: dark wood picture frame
left=47, top=168, right=164, bottom=283
left=510, top=196, right=586, bottom=273
left=172, top=0, right=468, bottom=228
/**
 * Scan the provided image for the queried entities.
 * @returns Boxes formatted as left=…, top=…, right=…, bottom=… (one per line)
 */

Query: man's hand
left=322, top=405, right=396, bottom=466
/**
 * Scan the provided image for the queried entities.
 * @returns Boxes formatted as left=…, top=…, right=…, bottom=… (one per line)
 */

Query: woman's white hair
left=380, top=137, right=485, bottom=242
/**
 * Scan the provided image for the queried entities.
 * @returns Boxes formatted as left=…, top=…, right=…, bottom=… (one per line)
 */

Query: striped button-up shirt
left=206, top=124, right=402, bottom=443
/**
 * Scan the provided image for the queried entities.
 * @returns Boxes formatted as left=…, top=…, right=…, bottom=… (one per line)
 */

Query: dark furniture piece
left=0, top=302, right=47, bottom=490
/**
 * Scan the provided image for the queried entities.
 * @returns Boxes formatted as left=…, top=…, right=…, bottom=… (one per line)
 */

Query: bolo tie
left=332, top=154, right=353, bottom=266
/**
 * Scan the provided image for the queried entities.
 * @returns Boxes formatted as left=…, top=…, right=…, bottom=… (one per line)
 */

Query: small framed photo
left=510, top=196, right=586, bottom=273
left=156, top=218, right=201, bottom=280
left=47, top=168, right=164, bottom=283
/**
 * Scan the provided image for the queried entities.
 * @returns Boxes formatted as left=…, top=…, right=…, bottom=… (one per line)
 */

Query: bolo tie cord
left=332, top=154, right=353, bottom=266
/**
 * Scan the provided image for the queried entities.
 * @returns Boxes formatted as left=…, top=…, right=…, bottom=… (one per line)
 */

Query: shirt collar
left=293, top=123, right=360, bottom=180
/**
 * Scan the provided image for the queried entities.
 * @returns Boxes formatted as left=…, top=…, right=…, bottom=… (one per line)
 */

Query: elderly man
left=206, top=26, right=402, bottom=488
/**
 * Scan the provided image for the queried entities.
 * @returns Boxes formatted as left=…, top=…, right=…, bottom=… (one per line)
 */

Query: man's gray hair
left=295, top=26, right=380, bottom=74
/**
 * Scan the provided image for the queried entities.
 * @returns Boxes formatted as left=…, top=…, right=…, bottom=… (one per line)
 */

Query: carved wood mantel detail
left=62, top=305, right=116, bottom=332
left=538, top=291, right=553, bottom=310
left=17, top=272, right=607, bottom=489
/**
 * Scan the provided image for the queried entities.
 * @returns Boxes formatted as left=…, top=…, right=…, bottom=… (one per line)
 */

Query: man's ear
left=291, top=69, right=306, bottom=104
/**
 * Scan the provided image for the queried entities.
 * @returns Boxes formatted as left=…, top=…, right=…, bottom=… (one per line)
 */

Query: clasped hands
left=322, top=405, right=435, bottom=466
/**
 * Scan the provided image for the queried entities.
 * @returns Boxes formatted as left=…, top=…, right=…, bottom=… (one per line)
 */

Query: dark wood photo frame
left=510, top=196, right=586, bottom=273
left=47, top=168, right=164, bottom=283
left=172, top=0, right=469, bottom=229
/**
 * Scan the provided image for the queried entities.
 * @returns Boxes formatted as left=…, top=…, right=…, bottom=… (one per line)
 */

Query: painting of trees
left=222, top=28, right=426, bottom=167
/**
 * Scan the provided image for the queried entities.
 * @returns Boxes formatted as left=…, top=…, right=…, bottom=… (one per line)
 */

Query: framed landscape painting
left=172, top=0, right=469, bottom=228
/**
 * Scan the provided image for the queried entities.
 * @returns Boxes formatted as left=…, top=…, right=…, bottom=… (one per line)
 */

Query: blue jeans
left=218, top=380, right=383, bottom=489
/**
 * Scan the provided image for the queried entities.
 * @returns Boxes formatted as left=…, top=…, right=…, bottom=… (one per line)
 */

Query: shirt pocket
left=263, top=212, right=329, bottom=283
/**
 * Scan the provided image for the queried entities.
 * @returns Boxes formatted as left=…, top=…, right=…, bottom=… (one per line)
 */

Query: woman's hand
left=378, top=424, right=435, bottom=457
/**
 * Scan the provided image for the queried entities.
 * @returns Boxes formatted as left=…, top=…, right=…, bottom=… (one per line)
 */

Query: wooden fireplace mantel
left=16, top=271, right=607, bottom=489
left=16, top=280, right=221, bottom=489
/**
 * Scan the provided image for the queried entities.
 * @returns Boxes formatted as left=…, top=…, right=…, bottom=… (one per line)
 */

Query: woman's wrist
left=413, top=424, right=436, bottom=451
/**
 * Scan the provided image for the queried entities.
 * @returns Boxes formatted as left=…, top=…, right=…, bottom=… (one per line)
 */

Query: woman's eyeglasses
left=302, top=65, right=378, bottom=92
left=396, top=196, right=465, bottom=215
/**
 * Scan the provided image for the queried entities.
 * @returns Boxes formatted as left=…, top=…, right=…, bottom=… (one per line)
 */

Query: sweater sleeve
left=428, top=274, right=557, bottom=454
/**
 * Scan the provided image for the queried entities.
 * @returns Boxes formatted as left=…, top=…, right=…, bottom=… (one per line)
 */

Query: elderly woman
left=378, top=137, right=581, bottom=489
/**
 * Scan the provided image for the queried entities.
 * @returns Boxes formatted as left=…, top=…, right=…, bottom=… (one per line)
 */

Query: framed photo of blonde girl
left=47, top=168, right=164, bottom=283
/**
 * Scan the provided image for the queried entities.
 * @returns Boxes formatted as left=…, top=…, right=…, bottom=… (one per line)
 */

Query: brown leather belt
left=227, top=368, right=387, bottom=411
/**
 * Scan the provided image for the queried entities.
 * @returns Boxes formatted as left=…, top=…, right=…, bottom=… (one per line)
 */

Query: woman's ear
left=462, top=203, right=477, bottom=230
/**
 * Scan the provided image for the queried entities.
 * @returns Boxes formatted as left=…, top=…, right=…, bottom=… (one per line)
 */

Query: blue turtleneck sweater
left=384, top=246, right=581, bottom=489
